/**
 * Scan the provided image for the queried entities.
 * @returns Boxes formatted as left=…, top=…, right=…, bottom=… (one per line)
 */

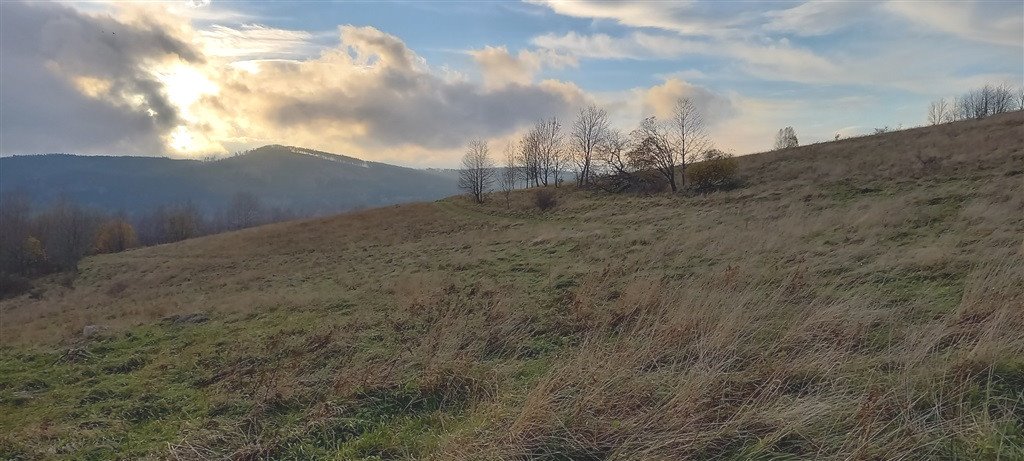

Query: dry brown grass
left=439, top=262, right=1023, bottom=459
left=1, top=112, right=1022, bottom=459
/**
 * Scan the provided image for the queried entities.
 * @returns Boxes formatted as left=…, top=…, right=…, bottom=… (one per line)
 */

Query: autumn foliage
left=92, top=218, right=139, bottom=254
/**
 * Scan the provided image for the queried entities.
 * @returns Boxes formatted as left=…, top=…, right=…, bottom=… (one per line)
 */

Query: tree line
left=0, top=191, right=298, bottom=297
left=459, top=97, right=740, bottom=204
left=927, top=83, right=1023, bottom=125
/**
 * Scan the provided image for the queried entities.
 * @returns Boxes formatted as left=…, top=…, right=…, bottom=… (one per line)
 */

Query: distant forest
left=0, top=145, right=459, bottom=296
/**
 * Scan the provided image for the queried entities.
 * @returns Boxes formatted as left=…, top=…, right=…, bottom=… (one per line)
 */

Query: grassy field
left=1, top=112, right=1022, bottom=460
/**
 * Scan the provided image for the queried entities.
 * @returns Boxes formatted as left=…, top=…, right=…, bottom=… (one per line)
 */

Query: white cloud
left=469, top=46, right=577, bottom=89
left=720, top=40, right=841, bottom=84
left=532, top=31, right=703, bottom=60
left=5, top=0, right=1020, bottom=167
left=186, top=25, right=592, bottom=162
left=199, top=24, right=319, bottom=60
left=0, top=2, right=594, bottom=165
left=763, top=2, right=869, bottom=36
left=640, top=78, right=735, bottom=124
left=534, top=31, right=842, bottom=84
left=885, top=1, right=1024, bottom=48
left=527, top=0, right=743, bottom=37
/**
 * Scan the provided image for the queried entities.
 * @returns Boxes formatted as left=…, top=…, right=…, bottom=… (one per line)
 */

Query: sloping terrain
left=1, top=112, right=1022, bottom=459
left=0, top=145, right=458, bottom=215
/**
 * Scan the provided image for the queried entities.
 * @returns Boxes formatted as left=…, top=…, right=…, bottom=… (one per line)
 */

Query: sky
left=0, top=0, right=1021, bottom=167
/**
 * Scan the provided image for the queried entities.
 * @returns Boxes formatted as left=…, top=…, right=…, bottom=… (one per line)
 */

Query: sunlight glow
left=169, top=125, right=195, bottom=151
left=71, top=76, right=113, bottom=99
left=153, top=63, right=222, bottom=155
left=154, top=64, right=218, bottom=121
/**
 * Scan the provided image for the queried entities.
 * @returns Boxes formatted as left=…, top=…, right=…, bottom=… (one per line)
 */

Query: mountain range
left=0, top=145, right=459, bottom=216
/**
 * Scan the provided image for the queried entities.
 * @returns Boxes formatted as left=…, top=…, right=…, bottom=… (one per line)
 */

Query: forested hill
left=0, top=145, right=459, bottom=216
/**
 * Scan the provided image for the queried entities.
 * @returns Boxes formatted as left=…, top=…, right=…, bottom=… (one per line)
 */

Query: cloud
left=885, top=1, right=1024, bottom=48
left=763, top=2, right=869, bottom=36
left=199, top=24, right=319, bottom=60
left=533, top=28, right=1020, bottom=93
left=640, top=78, right=735, bottom=124
left=469, top=46, right=577, bottom=89
left=534, top=31, right=841, bottom=84
left=0, top=1, right=201, bottom=155
left=531, top=31, right=703, bottom=60
left=719, top=40, right=841, bottom=84
left=0, top=3, right=589, bottom=165
left=184, top=26, right=589, bottom=163
left=526, top=0, right=743, bottom=37
left=5, top=0, right=1018, bottom=167
left=529, top=0, right=1021, bottom=97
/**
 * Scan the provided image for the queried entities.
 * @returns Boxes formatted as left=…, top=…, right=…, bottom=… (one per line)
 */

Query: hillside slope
left=1, top=113, right=1022, bottom=459
left=0, top=145, right=459, bottom=215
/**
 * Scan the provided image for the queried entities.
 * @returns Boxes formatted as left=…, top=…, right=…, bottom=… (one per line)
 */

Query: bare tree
left=570, top=105, right=610, bottom=187
left=535, top=118, right=564, bottom=187
left=1018, top=86, right=1024, bottom=111
left=164, top=202, right=202, bottom=243
left=459, top=139, right=494, bottom=204
left=953, top=94, right=970, bottom=121
left=992, top=83, right=1015, bottom=114
left=600, top=129, right=634, bottom=176
left=773, top=126, right=799, bottom=149
left=955, top=84, right=1017, bottom=120
left=226, top=191, right=263, bottom=230
left=499, top=141, right=518, bottom=208
left=594, top=129, right=642, bottom=193
left=632, top=116, right=678, bottom=191
left=927, top=98, right=952, bottom=125
left=670, top=98, right=711, bottom=189
left=551, top=136, right=566, bottom=187
left=519, top=127, right=542, bottom=188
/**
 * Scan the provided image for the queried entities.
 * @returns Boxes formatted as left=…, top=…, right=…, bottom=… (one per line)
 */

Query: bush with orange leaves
left=92, top=218, right=139, bottom=254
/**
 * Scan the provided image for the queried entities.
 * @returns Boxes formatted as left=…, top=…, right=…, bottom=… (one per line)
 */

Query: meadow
left=1, top=112, right=1022, bottom=460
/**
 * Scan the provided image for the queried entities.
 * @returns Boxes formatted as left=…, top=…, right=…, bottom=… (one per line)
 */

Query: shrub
left=687, top=150, right=738, bottom=192
left=594, top=170, right=668, bottom=195
left=534, top=189, right=557, bottom=211
left=93, top=218, right=139, bottom=254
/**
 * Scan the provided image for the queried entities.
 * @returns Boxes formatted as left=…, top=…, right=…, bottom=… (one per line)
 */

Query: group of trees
left=928, top=83, right=1023, bottom=125
left=0, top=195, right=129, bottom=293
left=517, top=118, right=567, bottom=188
left=0, top=191, right=298, bottom=296
left=459, top=97, right=731, bottom=203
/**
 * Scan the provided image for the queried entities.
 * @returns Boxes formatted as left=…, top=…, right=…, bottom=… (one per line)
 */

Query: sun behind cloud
left=155, top=64, right=218, bottom=119
left=0, top=0, right=1020, bottom=164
